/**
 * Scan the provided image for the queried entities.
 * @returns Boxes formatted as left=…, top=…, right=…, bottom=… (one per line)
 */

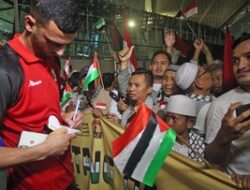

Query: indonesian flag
left=95, top=102, right=107, bottom=110
left=82, top=54, right=100, bottom=91
left=174, top=34, right=191, bottom=56
left=112, top=103, right=176, bottom=187
left=176, top=2, right=198, bottom=19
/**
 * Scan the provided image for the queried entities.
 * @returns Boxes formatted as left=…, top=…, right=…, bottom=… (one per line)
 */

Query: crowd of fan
left=62, top=31, right=250, bottom=189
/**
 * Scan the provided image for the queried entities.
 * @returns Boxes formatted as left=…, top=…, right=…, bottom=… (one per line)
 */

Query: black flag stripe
left=123, top=113, right=158, bottom=177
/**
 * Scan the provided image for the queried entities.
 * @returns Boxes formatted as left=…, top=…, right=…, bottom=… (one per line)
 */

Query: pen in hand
left=71, top=99, right=80, bottom=128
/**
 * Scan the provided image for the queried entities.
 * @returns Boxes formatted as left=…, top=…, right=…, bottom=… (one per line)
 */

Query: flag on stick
left=176, top=2, right=198, bottom=19
left=60, top=90, right=72, bottom=107
left=95, top=18, right=106, bottom=30
left=112, top=103, right=176, bottom=187
left=82, top=54, right=100, bottom=91
left=174, top=34, right=191, bottom=56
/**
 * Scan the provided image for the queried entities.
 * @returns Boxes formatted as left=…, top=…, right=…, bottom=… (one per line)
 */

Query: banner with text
left=71, top=114, right=237, bottom=190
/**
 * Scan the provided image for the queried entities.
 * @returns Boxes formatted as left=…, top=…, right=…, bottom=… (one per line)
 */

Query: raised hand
left=164, top=30, right=175, bottom=48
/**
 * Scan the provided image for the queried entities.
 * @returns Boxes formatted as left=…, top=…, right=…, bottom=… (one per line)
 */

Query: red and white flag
left=176, top=2, right=198, bottom=19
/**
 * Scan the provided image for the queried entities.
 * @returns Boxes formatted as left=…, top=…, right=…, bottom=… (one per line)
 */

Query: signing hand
left=61, top=110, right=84, bottom=128
left=42, top=128, right=75, bottom=158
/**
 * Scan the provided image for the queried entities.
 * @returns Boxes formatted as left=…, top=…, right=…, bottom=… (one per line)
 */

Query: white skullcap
left=176, top=62, right=198, bottom=90
left=167, top=95, right=197, bottom=117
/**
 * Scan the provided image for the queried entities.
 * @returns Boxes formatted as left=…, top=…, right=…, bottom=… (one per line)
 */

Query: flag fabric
left=223, top=29, right=238, bottom=92
left=95, top=18, right=106, bottom=30
left=71, top=112, right=238, bottom=190
left=82, top=54, right=100, bottom=91
left=60, top=91, right=72, bottom=107
left=177, top=2, right=198, bottom=19
left=174, top=34, right=191, bottom=56
left=121, top=7, right=138, bottom=70
left=112, top=103, right=176, bottom=187
left=113, top=22, right=123, bottom=52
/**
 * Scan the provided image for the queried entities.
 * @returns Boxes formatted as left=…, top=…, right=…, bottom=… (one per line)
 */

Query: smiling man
left=205, top=33, right=250, bottom=189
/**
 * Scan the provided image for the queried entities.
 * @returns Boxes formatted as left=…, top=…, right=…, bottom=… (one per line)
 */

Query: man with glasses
left=175, top=62, right=215, bottom=137
left=176, top=62, right=214, bottom=111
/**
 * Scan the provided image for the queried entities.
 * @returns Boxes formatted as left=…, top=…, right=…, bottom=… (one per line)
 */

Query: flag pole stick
left=186, top=22, right=198, bottom=39
left=94, top=52, right=104, bottom=89
left=104, top=30, right=117, bottom=72
left=70, top=98, right=80, bottom=128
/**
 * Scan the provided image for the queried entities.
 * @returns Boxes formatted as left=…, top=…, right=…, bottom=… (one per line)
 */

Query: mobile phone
left=236, top=103, right=250, bottom=116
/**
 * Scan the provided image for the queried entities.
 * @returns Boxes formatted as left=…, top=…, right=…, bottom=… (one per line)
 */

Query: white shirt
left=172, top=142, right=189, bottom=157
left=205, top=87, right=250, bottom=174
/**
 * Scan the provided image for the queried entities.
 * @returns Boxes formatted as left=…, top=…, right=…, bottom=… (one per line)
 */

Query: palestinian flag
left=82, top=54, right=100, bottom=91
left=112, top=103, right=176, bottom=187
left=60, top=91, right=72, bottom=107
left=95, top=18, right=106, bottom=30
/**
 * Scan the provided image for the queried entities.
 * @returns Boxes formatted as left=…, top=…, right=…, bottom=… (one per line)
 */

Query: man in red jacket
left=0, top=0, right=82, bottom=189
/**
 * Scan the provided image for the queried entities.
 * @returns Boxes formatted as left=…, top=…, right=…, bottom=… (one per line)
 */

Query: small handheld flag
left=112, top=103, right=176, bottom=187
left=95, top=18, right=106, bottom=30
left=82, top=54, right=100, bottom=91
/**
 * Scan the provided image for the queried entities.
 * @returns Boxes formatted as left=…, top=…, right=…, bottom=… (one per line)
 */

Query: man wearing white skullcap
left=176, top=62, right=215, bottom=138
left=166, top=95, right=205, bottom=163
left=176, top=63, right=214, bottom=109
left=176, top=62, right=199, bottom=91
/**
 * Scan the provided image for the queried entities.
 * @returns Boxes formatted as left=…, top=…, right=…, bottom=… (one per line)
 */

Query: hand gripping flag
left=112, top=103, right=176, bottom=187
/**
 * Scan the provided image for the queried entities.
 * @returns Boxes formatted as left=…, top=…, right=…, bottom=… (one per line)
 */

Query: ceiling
left=0, top=0, right=249, bottom=38
left=151, top=0, right=250, bottom=36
